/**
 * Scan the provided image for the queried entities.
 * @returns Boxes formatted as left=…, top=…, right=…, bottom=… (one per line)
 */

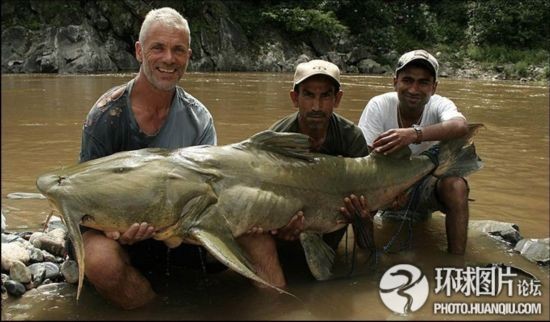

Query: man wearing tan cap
left=239, top=60, right=372, bottom=287
left=358, top=49, right=471, bottom=255
left=268, top=59, right=371, bottom=244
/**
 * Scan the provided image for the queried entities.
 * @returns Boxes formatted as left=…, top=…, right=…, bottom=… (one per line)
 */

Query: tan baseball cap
left=293, top=59, right=341, bottom=89
left=395, top=49, right=439, bottom=80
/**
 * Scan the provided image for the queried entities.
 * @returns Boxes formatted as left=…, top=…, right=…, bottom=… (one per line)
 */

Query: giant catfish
left=36, top=124, right=483, bottom=300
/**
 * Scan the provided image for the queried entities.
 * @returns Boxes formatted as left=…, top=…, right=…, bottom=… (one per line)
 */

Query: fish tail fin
left=426, top=123, right=484, bottom=177
left=61, top=205, right=85, bottom=301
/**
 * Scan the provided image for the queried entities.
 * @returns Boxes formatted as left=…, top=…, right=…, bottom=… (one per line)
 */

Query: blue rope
left=382, top=183, right=422, bottom=253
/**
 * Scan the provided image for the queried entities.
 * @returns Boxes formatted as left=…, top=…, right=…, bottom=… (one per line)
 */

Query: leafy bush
left=261, top=7, right=348, bottom=38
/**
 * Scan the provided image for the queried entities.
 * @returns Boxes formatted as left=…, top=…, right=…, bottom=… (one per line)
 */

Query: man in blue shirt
left=79, top=7, right=218, bottom=310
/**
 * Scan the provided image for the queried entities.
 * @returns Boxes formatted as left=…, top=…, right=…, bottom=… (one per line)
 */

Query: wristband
left=412, top=124, right=423, bottom=144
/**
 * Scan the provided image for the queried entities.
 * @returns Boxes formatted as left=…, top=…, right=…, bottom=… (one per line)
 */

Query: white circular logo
left=379, top=264, right=429, bottom=314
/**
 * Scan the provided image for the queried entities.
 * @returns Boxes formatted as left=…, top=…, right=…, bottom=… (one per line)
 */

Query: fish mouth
left=36, top=173, right=64, bottom=194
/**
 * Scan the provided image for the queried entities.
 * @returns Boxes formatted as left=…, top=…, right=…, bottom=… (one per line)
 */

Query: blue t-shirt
left=80, top=78, right=217, bottom=162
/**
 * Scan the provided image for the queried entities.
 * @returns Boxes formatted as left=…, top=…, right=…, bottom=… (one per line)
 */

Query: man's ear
left=135, top=41, right=142, bottom=63
left=431, top=81, right=438, bottom=95
left=334, top=90, right=343, bottom=109
left=290, top=90, right=299, bottom=108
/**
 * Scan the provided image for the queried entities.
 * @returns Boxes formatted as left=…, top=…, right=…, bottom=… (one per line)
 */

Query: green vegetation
left=261, top=8, right=348, bottom=37
left=1, top=0, right=548, bottom=79
left=220, top=0, right=549, bottom=79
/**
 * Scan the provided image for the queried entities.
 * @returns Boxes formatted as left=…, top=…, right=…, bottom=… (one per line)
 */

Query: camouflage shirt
left=80, top=78, right=216, bottom=162
left=268, top=112, right=369, bottom=157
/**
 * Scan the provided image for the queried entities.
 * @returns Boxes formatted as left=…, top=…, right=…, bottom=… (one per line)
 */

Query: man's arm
left=372, top=117, right=468, bottom=155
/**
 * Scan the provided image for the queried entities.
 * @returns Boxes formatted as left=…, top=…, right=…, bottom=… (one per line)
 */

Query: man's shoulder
left=331, top=113, right=360, bottom=130
left=92, top=83, right=128, bottom=112
left=429, top=94, right=454, bottom=105
left=84, top=83, right=129, bottom=128
left=174, top=87, right=212, bottom=117
left=329, top=113, right=369, bottom=157
left=269, top=112, right=299, bottom=132
left=369, top=92, right=397, bottom=105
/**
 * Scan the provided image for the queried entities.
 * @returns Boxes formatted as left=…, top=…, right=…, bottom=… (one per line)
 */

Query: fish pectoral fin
left=189, top=226, right=293, bottom=296
left=299, top=232, right=335, bottom=281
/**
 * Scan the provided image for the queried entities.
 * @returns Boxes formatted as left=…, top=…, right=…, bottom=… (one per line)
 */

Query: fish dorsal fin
left=239, top=130, right=315, bottom=161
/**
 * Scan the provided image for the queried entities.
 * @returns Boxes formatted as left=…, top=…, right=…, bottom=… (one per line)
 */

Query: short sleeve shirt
left=358, top=92, right=465, bottom=155
left=80, top=78, right=217, bottom=162
left=269, top=112, right=369, bottom=157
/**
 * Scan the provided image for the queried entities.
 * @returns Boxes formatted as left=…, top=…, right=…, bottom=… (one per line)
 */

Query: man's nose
left=311, top=97, right=321, bottom=111
left=163, top=49, right=176, bottom=63
left=408, top=82, right=420, bottom=93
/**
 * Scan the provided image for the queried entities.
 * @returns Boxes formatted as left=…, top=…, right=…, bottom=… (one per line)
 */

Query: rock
left=16, top=231, right=34, bottom=241
left=1, top=26, right=32, bottom=73
left=29, top=247, right=44, bottom=263
left=42, top=262, right=61, bottom=281
left=30, top=232, right=65, bottom=256
left=29, top=231, right=45, bottom=244
left=61, top=260, right=79, bottom=284
left=348, top=45, right=372, bottom=64
left=41, top=250, right=57, bottom=263
left=28, top=263, right=47, bottom=284
left=9, top=260, right=32, bottom=284
left=488, top=227, right=522, bottom=246
left=47, top=228, right=67, bottom=242
left=1, top=273, right=9, bottom=284
left=2, top=232, right=20, bottom=243
left=514, top=238, right=550, bottom=265
left=357, top=58, right=386, bottom=74
left=469, top=220, right=521, bottom=237
left=4, top=280, right=26, bottom=297
left=1, top=242, right=30, bottom=270
left=294, top=54, right=310, bottom=65
left=43, top=215, right=66, bottom=233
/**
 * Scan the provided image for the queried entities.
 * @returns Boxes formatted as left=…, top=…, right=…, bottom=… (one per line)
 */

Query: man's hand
left=245, top=211, right=305, bottom=242
left=104, top=222, right=155, bottom=245
left=372, top=128, right=417, bottom=155
left=339, top=194, right=373, bottom=223
left=270, top=211, right=305, bottom=241
left=339, top=194, right=376, bottom=250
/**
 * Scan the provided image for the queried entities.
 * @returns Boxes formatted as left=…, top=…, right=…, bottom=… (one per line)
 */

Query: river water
left=1, top=73, right=549, bottom=320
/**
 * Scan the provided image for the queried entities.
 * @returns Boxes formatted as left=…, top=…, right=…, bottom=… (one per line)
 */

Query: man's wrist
left=412, top=124, right=423, bottom=144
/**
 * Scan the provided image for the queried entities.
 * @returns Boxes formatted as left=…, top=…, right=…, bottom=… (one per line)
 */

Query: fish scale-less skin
left=36, top=127, right=482, bottom=300
left=180, top=144, right=434, bottom=235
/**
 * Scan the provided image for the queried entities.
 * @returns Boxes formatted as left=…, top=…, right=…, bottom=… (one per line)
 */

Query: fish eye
left=114, top=167, right=127, bottom=173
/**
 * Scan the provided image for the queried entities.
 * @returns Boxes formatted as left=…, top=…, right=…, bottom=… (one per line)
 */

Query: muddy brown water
left=1, top=73, right=548, bottom=320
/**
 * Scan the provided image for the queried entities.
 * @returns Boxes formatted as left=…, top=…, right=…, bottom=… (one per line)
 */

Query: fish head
left=36, top=149, right=173, bottom=224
